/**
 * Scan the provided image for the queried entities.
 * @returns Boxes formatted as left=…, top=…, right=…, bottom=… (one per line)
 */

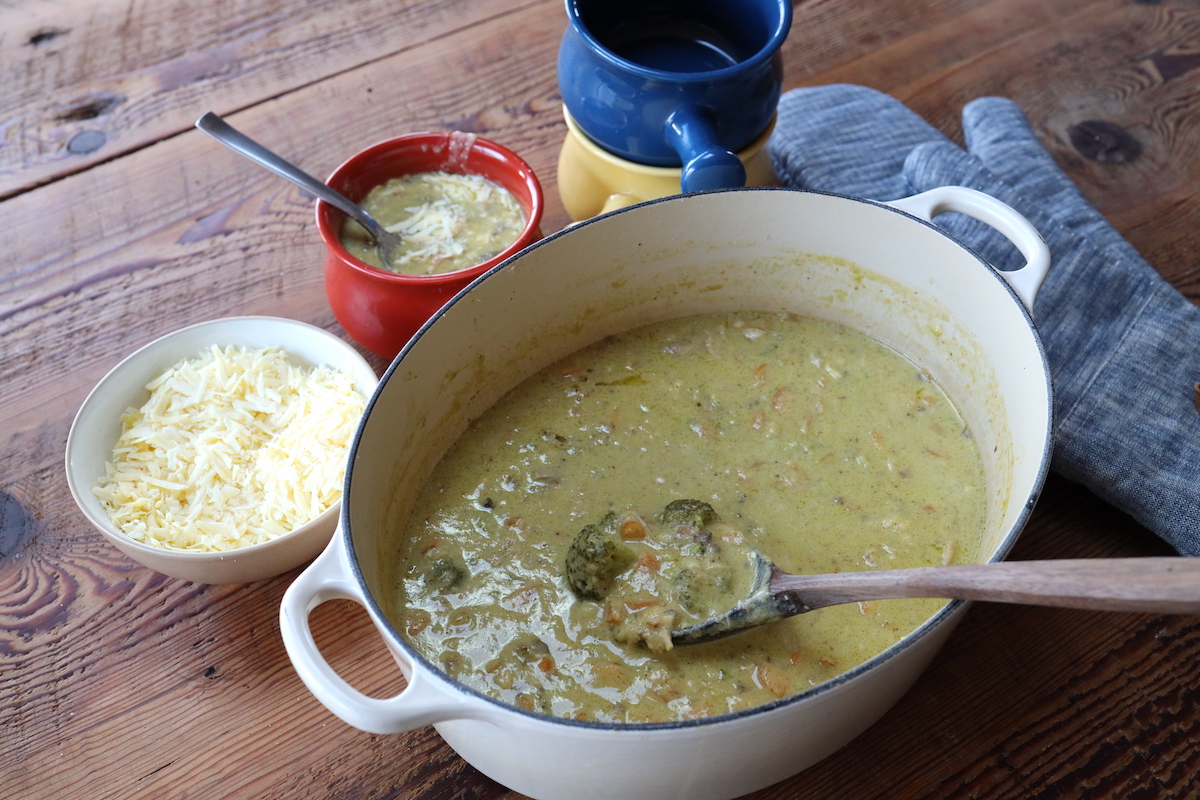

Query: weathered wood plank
left=0, top=0, right=547, bottom=198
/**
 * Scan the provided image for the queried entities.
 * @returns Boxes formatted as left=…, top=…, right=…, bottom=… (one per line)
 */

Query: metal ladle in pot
left=671, top=552, right=1200, bottom=646
left=195, top=112, right=403, bottom=267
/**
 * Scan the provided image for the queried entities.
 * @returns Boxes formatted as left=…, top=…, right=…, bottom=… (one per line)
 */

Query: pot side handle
left=886, top=186, right=1051, bottom=314
left=279, top=529, right=488, bottom=734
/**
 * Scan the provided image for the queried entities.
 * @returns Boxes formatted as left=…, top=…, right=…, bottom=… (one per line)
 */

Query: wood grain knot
left=0, top=490, right=36, bottom=558
left=1068, top=120, right=1142, bottom=164
left=56, top=95, right=122, bottom=123
left=27, top=28, right=70, bottom=47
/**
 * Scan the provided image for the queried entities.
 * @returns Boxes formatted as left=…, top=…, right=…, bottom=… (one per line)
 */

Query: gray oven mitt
left=769, top=84, right=1200, bottom=555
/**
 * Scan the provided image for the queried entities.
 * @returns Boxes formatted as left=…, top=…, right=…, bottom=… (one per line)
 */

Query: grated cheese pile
left=93, top=345, right=366, bottom=553
left=392, top=198, right=470, bottom=266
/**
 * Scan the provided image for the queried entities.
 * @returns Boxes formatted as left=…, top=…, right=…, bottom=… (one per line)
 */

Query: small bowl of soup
left=317, top=132, right=544, bottom=359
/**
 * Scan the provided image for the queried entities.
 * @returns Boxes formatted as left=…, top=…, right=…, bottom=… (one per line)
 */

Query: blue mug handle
left=664, top=105, right=747, bottom=193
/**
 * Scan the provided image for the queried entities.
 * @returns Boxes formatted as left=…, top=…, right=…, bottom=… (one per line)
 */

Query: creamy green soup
left=341, top=170, right=525, bottom=275
left=393, top=312, right=985, bottom=723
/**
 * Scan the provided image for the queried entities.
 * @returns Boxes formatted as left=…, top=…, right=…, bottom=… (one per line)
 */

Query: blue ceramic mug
left=558, top=0, right=791, bottom=192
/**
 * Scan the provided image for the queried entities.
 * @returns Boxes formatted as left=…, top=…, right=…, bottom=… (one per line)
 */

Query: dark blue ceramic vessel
left=558, top=0, right=791, bottom=191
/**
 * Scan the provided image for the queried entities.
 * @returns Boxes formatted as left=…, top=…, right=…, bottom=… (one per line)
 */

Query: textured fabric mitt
left=769, top=84, right=1200, bottom=555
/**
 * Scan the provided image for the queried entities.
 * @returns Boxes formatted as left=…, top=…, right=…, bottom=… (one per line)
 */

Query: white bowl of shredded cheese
left=65, top=316, right=378, bottom=583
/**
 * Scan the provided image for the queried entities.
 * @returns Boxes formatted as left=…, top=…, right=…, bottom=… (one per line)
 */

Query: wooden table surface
left=4, top=0, right=1199, bottom=797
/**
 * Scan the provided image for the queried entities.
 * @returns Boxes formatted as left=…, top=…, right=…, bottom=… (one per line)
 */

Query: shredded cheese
left=389, top=198, right=469, bottom=265
left=370, top=171, right=524, bottom=273
left=93, top=345, right=366, bottom=553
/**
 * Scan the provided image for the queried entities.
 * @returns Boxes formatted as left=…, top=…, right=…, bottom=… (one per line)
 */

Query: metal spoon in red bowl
left=195, top=111, right=404, bottom=267
left=671, top=552, right=1200, bottom=646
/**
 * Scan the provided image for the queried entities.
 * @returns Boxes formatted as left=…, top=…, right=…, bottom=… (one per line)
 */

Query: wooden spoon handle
left=772, top=558, right=1200, bottom=614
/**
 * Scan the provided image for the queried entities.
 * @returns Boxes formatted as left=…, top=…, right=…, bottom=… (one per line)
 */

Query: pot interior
left=347, top=188, right=1050, bottom=644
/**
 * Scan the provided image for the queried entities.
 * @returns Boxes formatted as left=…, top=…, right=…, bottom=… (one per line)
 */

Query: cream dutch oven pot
left=281, top=187, right=1053, bottom=800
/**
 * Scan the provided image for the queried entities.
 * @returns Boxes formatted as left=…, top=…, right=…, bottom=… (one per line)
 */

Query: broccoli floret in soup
left=660, top=499, right=719, bottom=528
left=565, top=523, right=635, bottom=600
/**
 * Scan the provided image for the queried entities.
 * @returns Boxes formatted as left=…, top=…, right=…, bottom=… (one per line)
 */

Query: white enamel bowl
left=281, top=187, right=1053, bottom=799
left=66, top=316, right=379, bottom=584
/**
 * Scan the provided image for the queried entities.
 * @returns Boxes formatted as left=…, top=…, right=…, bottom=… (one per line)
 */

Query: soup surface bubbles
left=393, top=311, right=986, bottom=723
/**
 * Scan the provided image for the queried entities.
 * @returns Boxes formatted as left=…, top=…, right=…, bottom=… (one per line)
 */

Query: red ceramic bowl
left=317, top=132, right=544, bottom=359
